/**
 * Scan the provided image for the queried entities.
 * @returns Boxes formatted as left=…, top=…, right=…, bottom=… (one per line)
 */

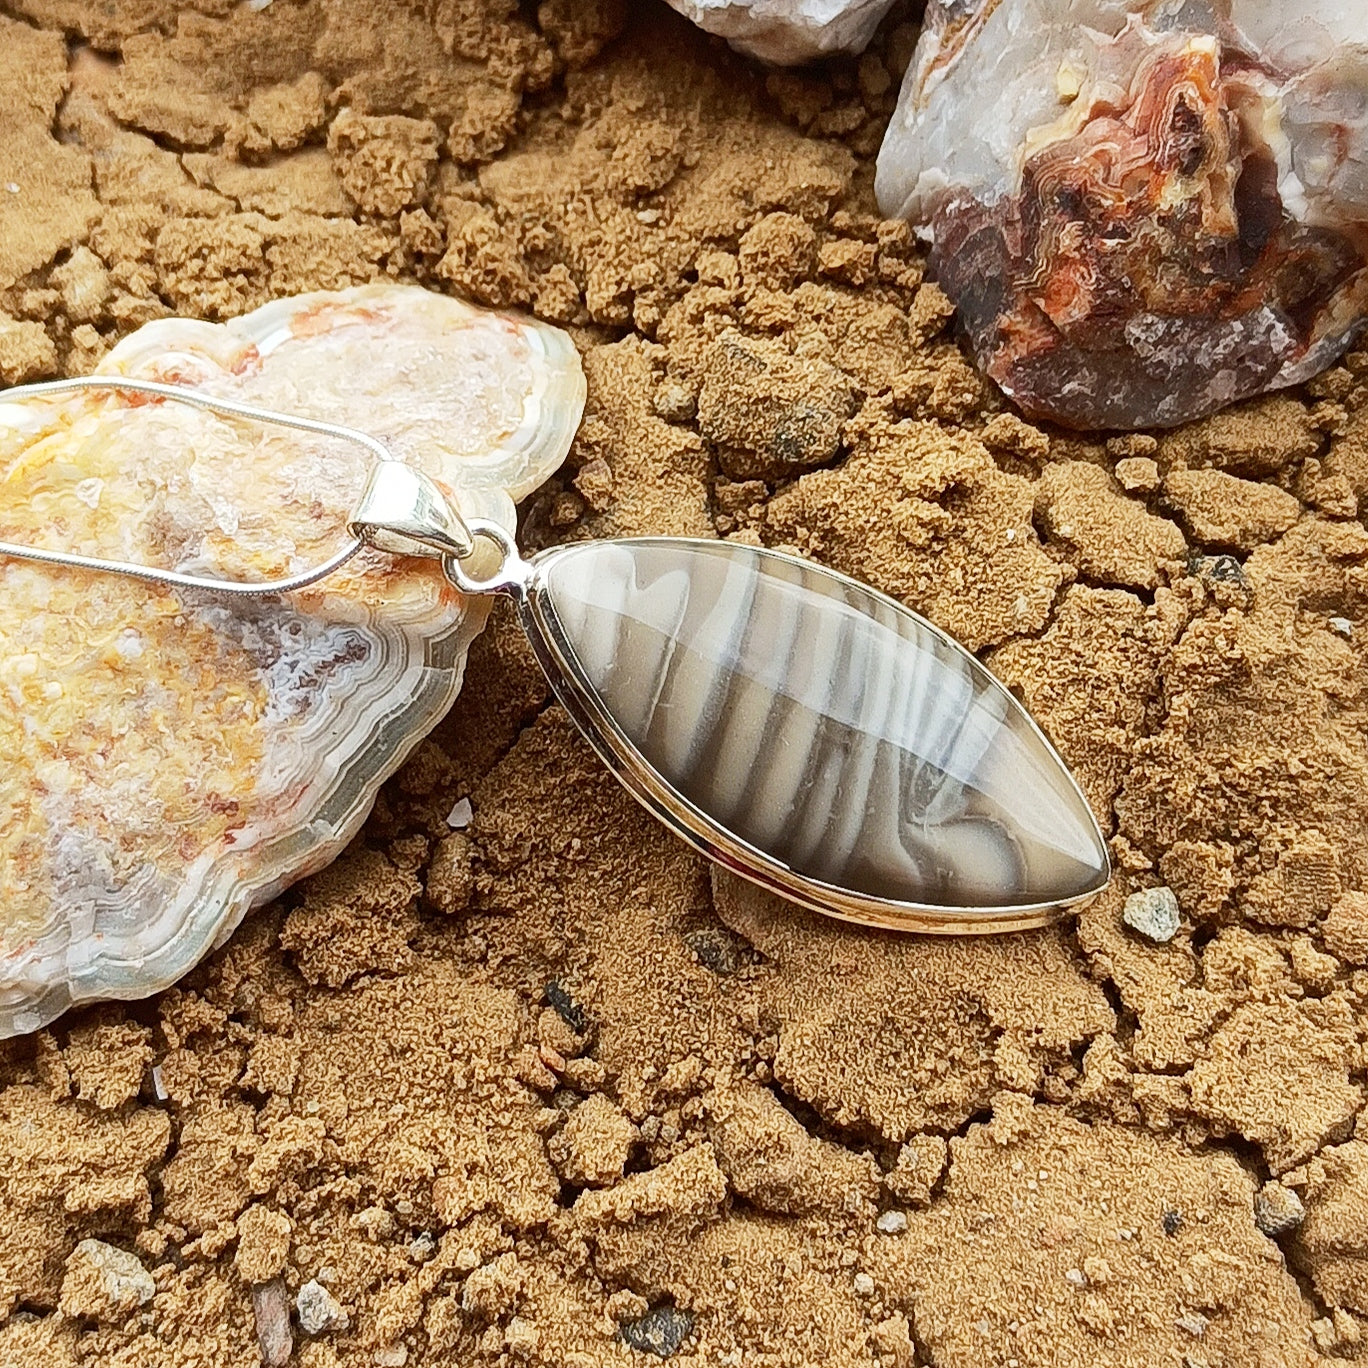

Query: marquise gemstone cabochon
left=518, top=537, right=1111, bottom=932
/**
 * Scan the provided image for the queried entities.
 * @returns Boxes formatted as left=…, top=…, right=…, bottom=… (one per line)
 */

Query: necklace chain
left=0, top=375, right=476, bottom=595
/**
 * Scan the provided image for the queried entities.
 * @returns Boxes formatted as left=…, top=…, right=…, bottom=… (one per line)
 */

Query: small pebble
left=251, top=1279, right=293, bottom=1367
left=1064, top=1268, right=1086, bottom=1288
left=1114, top=456, right=1161, bottom=493
left=1329, top=616, right=1353, bottom=638
left=373, top=1348, right=408, bottom=1367
left=1123, top=886, right=1181, bottom=943
left=544, top=979, right=589, bottom=1033
left=446, top=796, right=473, bottom=829
left=1175, top=1312, right=1209, bottom=1338
left=684, top=926, right=745, bottom=976
left=296, top=1278, right=349, bottom=1335
left=852, top=1272, right=876, bottom=1296
left=619, top=1305, right=694, bottom=1359
left=1255, top=1181, right=1306, bottom=1237
left=1188, top=552, right=1248, bottom=590
left=59, top=1239, right=156, bottom=1322
left=876, top=1210, right=908, bottom=1234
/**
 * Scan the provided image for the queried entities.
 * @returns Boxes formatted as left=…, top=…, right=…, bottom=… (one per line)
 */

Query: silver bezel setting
left=511, top=536, right=1111, bottom=936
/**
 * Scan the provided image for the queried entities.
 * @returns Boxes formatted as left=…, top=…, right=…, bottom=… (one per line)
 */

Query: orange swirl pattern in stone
left=876, top=0, right=1368, bottom=429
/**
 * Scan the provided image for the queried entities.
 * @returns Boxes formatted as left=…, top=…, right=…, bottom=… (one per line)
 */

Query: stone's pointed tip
left=530, top=537, right=1111, bottom=928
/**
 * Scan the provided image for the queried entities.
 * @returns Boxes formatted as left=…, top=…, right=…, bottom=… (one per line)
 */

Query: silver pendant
left=0, top=375, right=1109, bottom=995
left=446, top=522, right=1109, bottom=936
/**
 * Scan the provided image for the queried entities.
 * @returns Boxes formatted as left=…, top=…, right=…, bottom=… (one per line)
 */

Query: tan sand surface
left=0, top=2, right=1365, bottom=1364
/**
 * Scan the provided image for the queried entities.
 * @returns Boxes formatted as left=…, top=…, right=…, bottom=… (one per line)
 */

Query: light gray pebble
left=67, top=1239, right=156, bottom=1315
left=619, top=1304, right=694, bottom=1358
left=1123, top=886, right=1181, bottom=943
left=297, top=1278, right=349, bottom=1335
left=875, top=1210, right=908, bottom=1234
left=1255, top=1181, right=1306, bottom=1237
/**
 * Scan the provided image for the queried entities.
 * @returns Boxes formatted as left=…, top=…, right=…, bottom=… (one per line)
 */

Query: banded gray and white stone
left=530, top=539, right=1108, bottom=915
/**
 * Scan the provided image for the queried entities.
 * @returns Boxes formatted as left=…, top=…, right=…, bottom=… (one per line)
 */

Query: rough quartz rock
left=876, top=1, right=1368, bottom=429
left=0, top=284, right=584, bottom=1036
left=664, top=0, right=897, bottom=64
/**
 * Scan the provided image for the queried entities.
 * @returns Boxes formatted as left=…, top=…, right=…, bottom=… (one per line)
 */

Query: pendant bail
left=348, top=460, right=476, bottom=561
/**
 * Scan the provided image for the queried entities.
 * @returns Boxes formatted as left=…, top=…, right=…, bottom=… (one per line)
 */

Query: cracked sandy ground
left=0, top=1, right=1366, bottom=1365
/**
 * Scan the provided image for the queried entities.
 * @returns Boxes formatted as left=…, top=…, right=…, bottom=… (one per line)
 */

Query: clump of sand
left=0, top=2, right=1365, bottom=1365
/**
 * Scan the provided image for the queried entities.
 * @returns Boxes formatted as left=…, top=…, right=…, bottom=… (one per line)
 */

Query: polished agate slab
left=0, top=285, right=584, bottom=1036
left=521, top=539, right=1109, bottom=930
left=875, top=0, right=1368, bottom=429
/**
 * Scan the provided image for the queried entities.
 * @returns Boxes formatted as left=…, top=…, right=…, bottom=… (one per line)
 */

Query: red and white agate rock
left=876, top=1, right=1368, bottom=429
left=0, top=285, right=583, bottom=1035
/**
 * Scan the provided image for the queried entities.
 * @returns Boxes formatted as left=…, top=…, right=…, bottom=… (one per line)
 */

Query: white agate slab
left=0, top=285, right=584, bottom=1035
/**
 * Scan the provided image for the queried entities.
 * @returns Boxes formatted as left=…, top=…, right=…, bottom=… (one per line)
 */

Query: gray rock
left=684, top=926, right=748, bottom=975
left=297, top=1277, right=349, bottom=1335
left=620, top=1304, right=694, bottom=1358
left=663, top=0, right=897, bottom=64
left=1255, top=1181, right=1306, bottom=1237
left=544, top=979, right=588, bottom=1034
left=697, top=330, right=857, bottom=480
left=1189, top=553, right=1250, bottom=592
left=1123, top=887, right=1181, bottom=943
